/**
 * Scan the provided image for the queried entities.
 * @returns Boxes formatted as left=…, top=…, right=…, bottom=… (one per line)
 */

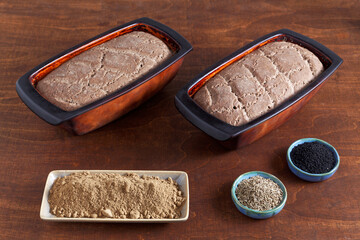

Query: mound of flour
left=48, top=172, right=185, bottom=219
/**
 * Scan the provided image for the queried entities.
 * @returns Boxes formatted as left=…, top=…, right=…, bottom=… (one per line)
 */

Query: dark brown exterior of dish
left=175, top=29, right=342, bottom=149
left=16, top=18, right=192, bottom=135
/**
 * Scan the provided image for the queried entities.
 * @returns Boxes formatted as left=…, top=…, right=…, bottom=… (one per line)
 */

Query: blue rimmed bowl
left=287, top=138, right=340, bottom=182
left=231, top=171, right=287, bottom=219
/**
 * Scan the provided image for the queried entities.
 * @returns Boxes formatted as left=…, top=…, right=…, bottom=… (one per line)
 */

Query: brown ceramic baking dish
left=175, top=29, right=342, bottom=149
left=16, top=18, right=192, bottom=135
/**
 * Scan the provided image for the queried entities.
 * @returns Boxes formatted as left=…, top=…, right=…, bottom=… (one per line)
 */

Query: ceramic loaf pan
left=175, top=29, right=342, bottom=149
left=16, top=18, right=192, bottom=135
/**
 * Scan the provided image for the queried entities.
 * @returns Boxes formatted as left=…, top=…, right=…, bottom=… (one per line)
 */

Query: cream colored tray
left=40, top=170, right=189, bottom=222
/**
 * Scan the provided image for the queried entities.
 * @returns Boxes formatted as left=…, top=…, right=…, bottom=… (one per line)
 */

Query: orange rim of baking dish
left=175, top=29, right=342, bottom=141
left=16, top=17, right=192, bottom=125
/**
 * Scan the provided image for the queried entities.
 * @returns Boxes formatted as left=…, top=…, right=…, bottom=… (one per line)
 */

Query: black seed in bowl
left=290, top=142, right=336, bottom=174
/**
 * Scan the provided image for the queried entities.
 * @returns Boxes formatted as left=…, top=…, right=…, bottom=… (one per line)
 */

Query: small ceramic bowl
left=231, top=171, right=287, bottom=219
left=287, top=138, right=340, bottom=182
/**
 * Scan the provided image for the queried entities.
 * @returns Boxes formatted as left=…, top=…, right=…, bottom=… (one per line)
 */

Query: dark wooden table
left=1, top=0, right=359, bottom=239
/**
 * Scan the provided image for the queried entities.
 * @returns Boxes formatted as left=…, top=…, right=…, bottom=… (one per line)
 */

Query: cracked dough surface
left=193, top=41, right=323, bottom=126
left=37, top=31, right=172, bottom=111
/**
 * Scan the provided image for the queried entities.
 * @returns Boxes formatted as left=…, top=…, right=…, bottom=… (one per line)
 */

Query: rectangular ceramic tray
left=175, top=29, right=342, bottom=149
left=16, top=17, right=192, bottom=135
left=40, top=170, right=189, bottom=222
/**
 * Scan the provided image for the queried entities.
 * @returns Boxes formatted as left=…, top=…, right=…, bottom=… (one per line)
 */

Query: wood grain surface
left=0, top=0, right=359, bottom=239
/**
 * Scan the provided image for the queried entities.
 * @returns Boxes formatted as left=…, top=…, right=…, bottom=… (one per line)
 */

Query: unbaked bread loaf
left=193, top=41, right=323, bottom=126
left=37, top=31, right=172, bottom=111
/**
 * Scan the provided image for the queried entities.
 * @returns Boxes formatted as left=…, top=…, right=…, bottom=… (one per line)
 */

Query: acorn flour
left=48, top=172, right=185, bottom=219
